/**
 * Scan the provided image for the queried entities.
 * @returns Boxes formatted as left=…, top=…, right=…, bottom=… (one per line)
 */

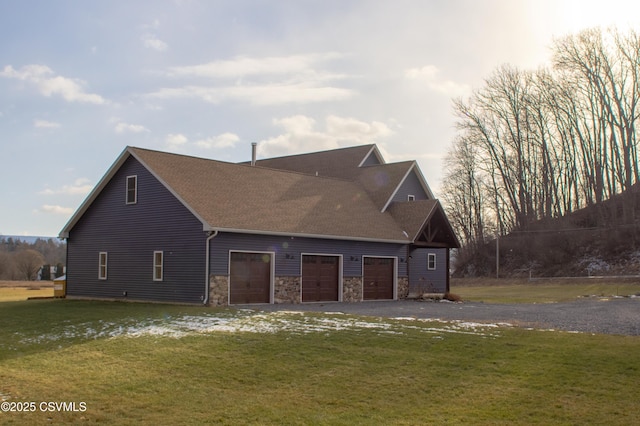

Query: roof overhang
left=204, top=226, right=410, bottom=245
left=411, top=201, right=460, bottom=248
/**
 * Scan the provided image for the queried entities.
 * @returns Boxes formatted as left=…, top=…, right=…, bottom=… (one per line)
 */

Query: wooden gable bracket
left=421, top=221, right=438, bottom=243
left=411, top=204, right=460, bottom=249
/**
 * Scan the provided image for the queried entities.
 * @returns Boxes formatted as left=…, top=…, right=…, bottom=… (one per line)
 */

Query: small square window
left=153, top=251, right=163, bottom=281
left=99, top=252, right=108, bottom=280
left=427, top=253, right=436, bottom=270
left=408, top=194, right=415, bottom=201
left=126, top=175, right=137, bottom=204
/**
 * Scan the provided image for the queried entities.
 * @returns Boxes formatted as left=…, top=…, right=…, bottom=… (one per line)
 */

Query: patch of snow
left=8, top=311, right=513, bottom=348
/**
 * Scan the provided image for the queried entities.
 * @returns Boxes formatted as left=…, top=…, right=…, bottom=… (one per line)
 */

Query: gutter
left=203, top=230, right=219, bottom=305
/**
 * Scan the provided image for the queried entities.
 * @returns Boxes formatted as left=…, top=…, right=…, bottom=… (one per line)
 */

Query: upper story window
left=427, top=253, right=436, bottom=270
left=126, top=175, right=137, bottom=204
left=98, top=252, right=108, bottom=280
left=407, top=194, right=415, bottom=201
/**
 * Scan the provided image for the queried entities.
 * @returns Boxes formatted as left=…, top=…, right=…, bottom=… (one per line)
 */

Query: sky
left=1, top=0, right=638, bottom=237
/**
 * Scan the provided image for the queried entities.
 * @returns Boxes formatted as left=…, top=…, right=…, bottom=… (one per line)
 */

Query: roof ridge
left=254, top=143, right=375, bottom=162
left=129, top=146, right=355, bottom=182
left=128, top=146, right=235, bottom=165
left=359, top=160, right=414, bottom=169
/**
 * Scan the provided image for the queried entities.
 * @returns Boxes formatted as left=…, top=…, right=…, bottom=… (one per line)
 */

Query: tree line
left=0, top=237, right=66, bottom=281
left=442, top=27, right=640, bottom=274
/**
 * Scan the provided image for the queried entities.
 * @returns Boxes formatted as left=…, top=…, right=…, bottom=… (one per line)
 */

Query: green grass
left=1, top=300, right=639, bottom=424
left=452, top=278, right=640, bottom=303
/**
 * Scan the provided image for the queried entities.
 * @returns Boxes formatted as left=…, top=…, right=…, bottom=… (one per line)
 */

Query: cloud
left=165, top=133, right=188, bottom=148
left=326, top=115, right=393, bottom=141
left=195, top=132, right=240, bottom=149
left=34, top=119, right=61, bottom=128
left=148, top=82, right=353, bottom=106
left=167, top=53, right=343, bottom=79
left=114, top=122, right=150, bottom=134
left=39, top=178, right=92, bottom=196
left=259, top=115, right=393, bottom=157
left=141, top=34, right=168, bottom=51
left=37, top=205, right=75, bottom=215
left=148, top=53, right=353, bottom=106
left=405, top=65, right=471, bottom=97
left=0, top=64, right=106, bottom=104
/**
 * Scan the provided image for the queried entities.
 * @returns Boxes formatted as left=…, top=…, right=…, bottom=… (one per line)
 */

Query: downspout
left=203, top=230, right=218, bottom=305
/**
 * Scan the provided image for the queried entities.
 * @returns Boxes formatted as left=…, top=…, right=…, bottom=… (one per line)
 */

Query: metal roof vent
left=251, top=142, right=257, bottom=166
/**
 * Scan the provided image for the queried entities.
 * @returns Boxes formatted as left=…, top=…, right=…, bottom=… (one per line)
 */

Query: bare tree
left=442, top=133, right=487, bottom=248
left=14, top=249, right=45, bottom=281
left=444, top=26, right=640, bottom=275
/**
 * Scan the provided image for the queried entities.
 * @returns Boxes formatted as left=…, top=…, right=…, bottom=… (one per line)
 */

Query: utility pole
left=496, top=207, right=500, bottom=279
left=496, top=231, right=500, bottom=279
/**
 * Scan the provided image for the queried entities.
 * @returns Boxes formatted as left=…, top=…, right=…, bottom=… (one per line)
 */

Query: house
left=59, top=144, right=459, bottom=305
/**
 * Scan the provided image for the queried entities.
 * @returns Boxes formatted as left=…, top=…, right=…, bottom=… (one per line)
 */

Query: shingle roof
left=129, top=147, right=410, bottom=242
left=250, top=144, right=378, bottom=180
left=355, top=161, right=415, bottom=211
left=61, top=144, right=458, bottom=247
left=387, top=200, right=460, bottom=248
left=250, top=144, right=425, bottom=211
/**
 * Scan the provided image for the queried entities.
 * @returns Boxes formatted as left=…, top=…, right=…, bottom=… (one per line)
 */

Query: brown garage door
left=302, top=255, right=339, bottom=302
left=229, top=252, right=271, bottom=304
left=363, top=257, right=394, bottom=300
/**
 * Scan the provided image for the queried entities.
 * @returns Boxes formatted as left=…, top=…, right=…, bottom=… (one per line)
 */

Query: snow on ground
left=11, top=311, right=507, bottom=347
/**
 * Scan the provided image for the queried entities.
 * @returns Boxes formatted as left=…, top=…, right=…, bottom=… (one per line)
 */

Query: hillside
left=454, top=186, right=640, bottom=278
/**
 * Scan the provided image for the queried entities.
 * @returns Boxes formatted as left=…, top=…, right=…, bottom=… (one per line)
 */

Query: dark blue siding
left=392, top=170, right=429, bottom=202
left=210, top=232, right=408, bottom=277
left=361, top=151, right=381, bottom=166
left=66, top=156, right=207, bottom=304
left=408, top=248, right=447, bottom=293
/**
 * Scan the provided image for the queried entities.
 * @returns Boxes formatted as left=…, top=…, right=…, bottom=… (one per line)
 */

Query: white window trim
left=126, top=175, right=137, bottom=205
left=99, top=252, right=108, bottom=280
left=153, top=251, right=164, bottom=282
left=427, top=253, right=436, bottom=270
left=407, top=194, right=415, bottom=201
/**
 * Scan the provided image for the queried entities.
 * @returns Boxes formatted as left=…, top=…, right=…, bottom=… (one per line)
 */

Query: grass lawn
left=0, top=281, right=54, bottom=302
left=0, top=299, right=639, bottom=424
left=451, top=277, right=640, bottom=303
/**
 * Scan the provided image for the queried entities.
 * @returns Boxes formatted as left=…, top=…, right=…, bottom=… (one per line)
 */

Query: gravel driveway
left=249, top=298, right=640, bottom=336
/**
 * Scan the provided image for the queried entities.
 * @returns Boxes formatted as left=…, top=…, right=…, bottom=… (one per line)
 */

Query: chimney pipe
left=251, top=142, right=257, bottom=166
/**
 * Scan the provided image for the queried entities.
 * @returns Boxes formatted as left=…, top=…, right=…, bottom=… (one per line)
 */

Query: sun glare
left=558, top=0, right=639, bottom=33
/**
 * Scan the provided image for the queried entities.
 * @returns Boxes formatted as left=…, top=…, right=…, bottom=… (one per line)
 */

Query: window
left=407, top=194, right=415, bottom=201
left=153, top=251, right=163, bottom=281
left=98, top=252, right=108, bottom=280
left=427, top=253, right=436, bottom=270
left=126, top=175, right=137, bottom=204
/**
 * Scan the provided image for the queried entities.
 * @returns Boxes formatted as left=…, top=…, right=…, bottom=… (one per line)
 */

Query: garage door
left=363, top=257, right=394, bottom=300
left=229, top=252, right=271, bottom=304
left=302, top=255, right=339, bottom=302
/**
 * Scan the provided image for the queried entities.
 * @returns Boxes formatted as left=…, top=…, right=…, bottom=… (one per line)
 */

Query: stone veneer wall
left=343, top=277, right=363, bottom=302
left=209, top=275, right=407, bottom=306
left=397, top=277, right=409, bottom=299
left=209, top=275, right=229, bottom=306
left=274, top=276, right=301, bottom=304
